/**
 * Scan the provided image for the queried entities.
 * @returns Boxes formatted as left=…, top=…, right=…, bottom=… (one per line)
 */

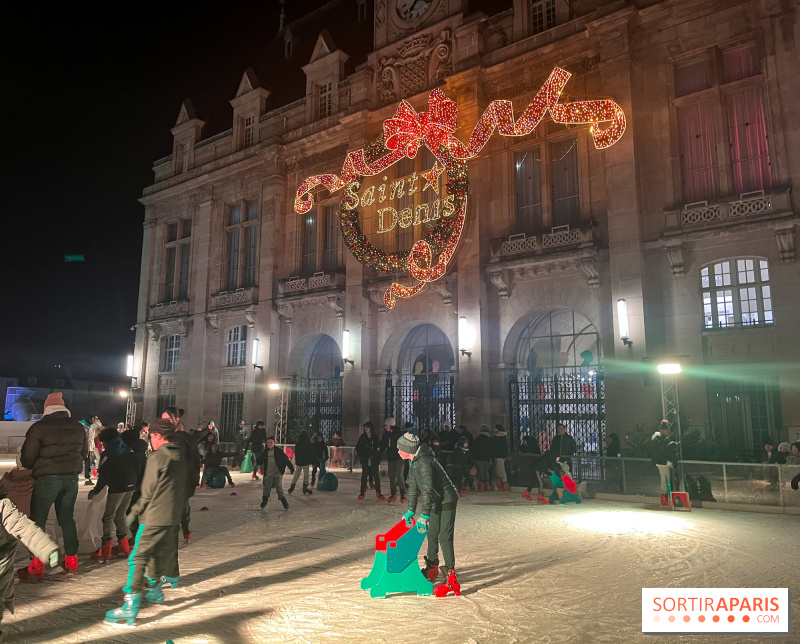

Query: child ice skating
left=258, top=438, right=295, bottom=510
left=105, top=420, right=187, bottom=626
left=397, top=428, right=461, bottom=597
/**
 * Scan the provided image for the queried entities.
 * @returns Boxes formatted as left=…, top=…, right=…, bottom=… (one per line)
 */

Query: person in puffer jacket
left=471, top=425, right=495, bottom=491
left=288, top=430, right=315, bottom=495
left=397, top=429, right=461, bottom=598
left=492, top=424, right=510, bottom=492
left=0, top=482, right=60, bottom=631
left=201, top=443, right=236, bottom=488
left=0, top=451, right=34, bottom=517
left=449, top=435, right=477, bottom=494
left=105, top=419, right=187, bottom=626
left=88, top=427, right=138, bottom=561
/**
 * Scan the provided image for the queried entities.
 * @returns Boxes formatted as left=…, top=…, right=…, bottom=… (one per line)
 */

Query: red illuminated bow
left=383, top=89, right=458, bottom=159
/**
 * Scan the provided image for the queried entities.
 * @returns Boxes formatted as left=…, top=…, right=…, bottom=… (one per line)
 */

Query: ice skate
left=522, top=490, right=531, bottom=499
left=90, top=540, right=113, bottom=562
left=118, top=536, right=131, bottom=556
left=502, top=482, right=509, bottom=492
left=400, top=494, right=406, bottom=503
left=64, top=555, right=78, bottom=574
left=376, top=492, right=386, bottom=500
left=281, top=497, right=289, bottom=510
left=302, top=484, right=313, bottom=495
left=386, top=494, right=397, bottom=503
left=105, top=593, right=140, bottom=626
left=162, top=575, right=180, bottom=588
left=434, top=569, right=461, bottom=597
left=660, top=494, right=668, bottom=507
left=537, top=494, right=549, bottom=504
left=183, top=526, right=192, bottom=542
left=144, top=576, right=164, bottom=604
left=228, top=481, right=235, bottom=488
left=260, top=496, right=268, bottom=509
left=421, top=557, right=440, bottom=582
left=358, top=493, right=365, bottom=500
left=17, top=557, right=45, bottom=581
left=251, top=472, right=260, bottom=481
left=288, top=484, right=296, bottom=494
left=496, top=477, right=503, bottom=490
left=368, top=482, right=375, bottom=489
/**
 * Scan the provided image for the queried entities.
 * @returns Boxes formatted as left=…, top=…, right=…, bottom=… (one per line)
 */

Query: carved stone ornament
left=579, top=254, right=600, bottom=288
left=177, top=320, right=188, bottom=338
left=205, top=314, right=220, bottom=334
left=487, top=265, right=510, bottom=299
left=276, top=301, right=294, bottom=325
left=377, top=29, right=452, bottom=104
left=147, top=323, right=162, bottom=344
left=375, top=0, right=386, bottom=26
left=662, top=240, right=685, bottom=276
left=775, top=222, right=796, bottom=263
left=431, top=279, right=453, bottom=306
left=244, top=307, right=257, bottom=329
left=327, top=294, right=345, bottom=319
left=368, top=288, right=388, bottom=314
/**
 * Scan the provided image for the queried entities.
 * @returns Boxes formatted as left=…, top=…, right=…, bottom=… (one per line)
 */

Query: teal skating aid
left=361, top=518, right=434, bottom=598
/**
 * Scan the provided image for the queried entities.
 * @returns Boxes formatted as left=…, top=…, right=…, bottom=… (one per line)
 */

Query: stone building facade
left=134, top=0, right=800, bottom=459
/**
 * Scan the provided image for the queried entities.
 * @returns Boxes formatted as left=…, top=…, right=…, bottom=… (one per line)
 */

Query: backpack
left=209, top=472, right=227, bottom=489
left=318, top=472, right=338, bottom=492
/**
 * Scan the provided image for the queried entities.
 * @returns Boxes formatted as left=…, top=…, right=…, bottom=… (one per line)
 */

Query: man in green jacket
left=105, top=419, right=187, bottom=626
left=397, top=428, right=460, bottom=597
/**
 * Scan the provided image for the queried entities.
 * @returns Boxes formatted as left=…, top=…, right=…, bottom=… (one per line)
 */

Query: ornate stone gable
left=377, top=29, right=453, bottom=104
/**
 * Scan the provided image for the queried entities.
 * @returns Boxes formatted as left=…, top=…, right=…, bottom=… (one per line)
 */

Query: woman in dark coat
left=311, top=432, right=329, bottom=486
left=288, top=430, right=314, bottom=495
left=356, top=422, right=384, bottom=500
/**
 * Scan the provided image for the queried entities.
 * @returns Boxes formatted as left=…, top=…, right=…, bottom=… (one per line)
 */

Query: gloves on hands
left=125, top=513, right=137, bottom=529
left=48, top=551, right=59, bottom=568
left=402, top=510, right=415, bottom=525
left=416, top=514, right=429, bottom=531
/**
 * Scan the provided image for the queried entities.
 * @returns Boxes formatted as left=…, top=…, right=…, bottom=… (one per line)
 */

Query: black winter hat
left=363, top=421, right=375, bottom=430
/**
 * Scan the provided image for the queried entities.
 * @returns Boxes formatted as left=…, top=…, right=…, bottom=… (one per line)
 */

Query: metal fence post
left=778, top=465, right=785, bottom=508
left=621, top=457, right=627, bottom=495
left=722, top=463, right=728, bottom=499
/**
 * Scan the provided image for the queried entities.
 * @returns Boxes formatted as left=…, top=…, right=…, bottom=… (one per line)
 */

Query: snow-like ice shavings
left=562, top=510, right=692, bottom=535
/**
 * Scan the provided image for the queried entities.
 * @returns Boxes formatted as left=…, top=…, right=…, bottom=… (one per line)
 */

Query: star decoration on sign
left=421, top=161, right=444, bottom=194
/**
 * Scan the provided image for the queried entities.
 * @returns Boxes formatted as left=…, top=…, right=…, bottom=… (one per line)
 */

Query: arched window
left=701, top=257, right=773, bottom=329
left=226, top=325, right=248, bottom=366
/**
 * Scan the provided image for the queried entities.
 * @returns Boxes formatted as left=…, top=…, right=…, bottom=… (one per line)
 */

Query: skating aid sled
left=548, top=471, right=581, bottom=504
left=361, top=518, right=433, bottom=598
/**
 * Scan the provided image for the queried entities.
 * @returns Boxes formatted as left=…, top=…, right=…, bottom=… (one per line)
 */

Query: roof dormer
left=171, top=99, right=205, bottom=176
left=302, top=30, right=349, bottom=123
left=230, top=68, right=269, bottom=151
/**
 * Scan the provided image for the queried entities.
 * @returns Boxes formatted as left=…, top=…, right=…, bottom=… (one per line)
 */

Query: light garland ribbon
left=294, top=66, right=626, bottom=214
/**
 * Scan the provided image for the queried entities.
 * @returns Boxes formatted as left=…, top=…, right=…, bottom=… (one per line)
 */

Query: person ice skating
left=448, top=435, right=476, bottom=495
left=471, top=425, right=495, bottom=491
left=167, top=408, right=202, bottom=542
left=0, top=481, right=60, bottom=635
left=381, top=418, right=406, bottom=503
left=245, top=420, right=268, bottom=481
left=88, top=427, right=138, bottom=562
left=0, top=450, right=34, bottom=517
left=550, top=423, right=577, bottom=472
left=232, top=420, right=248, bottom=471
left=121, top=426, right=148, bottom=543
left=397, top=428, right=460, bottom=597
left=19, top=392, right=87, bottom=576
left=520, top=437, right=549, bottom=503
left=332, top=429, right=345, bottom=468
left=652, top=420, right=679, bottom=505
left=258, top=438, right=294, bottom=510
left=492, top=424, right=510, bottom=492
left=356, top=421, right=385, bottom=500
left=105, top=420, right=187, bottom=626
left=201, top=443, right=236, bottom=488
left=83, top=414, right=102, bottom=485
left=786, top=442, right=800, bottom=465
left=311, top=432, right=329, bottom=487
left=288, top=430, right=314, bottom=495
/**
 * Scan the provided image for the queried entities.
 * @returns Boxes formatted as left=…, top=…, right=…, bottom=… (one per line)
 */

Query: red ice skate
left=252, top=472, right=260, bottom=481
left=434, top=569, right=461, bottom=597
left=660, top=494, right=668, bottom=507
left=421, top=557, right=440, bottom=582
left=17, top=557, right=45, bottom=581
left=537, top=494, right=549, bottom=505
left=358, top=494, right=365, bottom=500
left=64, top=555, right=78, bottom=574
left=522, top=490, right=531, bottom=499
left=386, top=494, right=397, bottom=504
left=118, top=536, right=132, bottom=556
left=90, top=540, right=113, bottom=562
left=376, top=492, right=386, bottom=501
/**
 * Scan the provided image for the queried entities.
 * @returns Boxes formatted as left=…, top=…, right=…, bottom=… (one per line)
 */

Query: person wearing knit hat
left=380, top=418, right=406, bottom=503
left=19, top=392, right=88, bottom=577
left=398, top=426, right=461, bottom=597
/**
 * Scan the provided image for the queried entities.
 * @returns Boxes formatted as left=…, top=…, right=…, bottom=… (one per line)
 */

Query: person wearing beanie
left=448, top=435, right=477, bottom=495
left=19, top=392, right=87, bottom=577
left=356, top=421, right=384, bottom=500
left=471, top=425, right=495, bottom=491
left=380, top=417, right=406, bottom=503
left=492, top=425, right=510, bottom=492
left=398, top=428, right=461, bottom=597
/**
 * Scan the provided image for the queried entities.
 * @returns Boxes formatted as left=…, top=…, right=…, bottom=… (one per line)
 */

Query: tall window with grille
left=163, top=335, right=181, bottom=372
left=301, top=209, right=318, bottom=275
left=514, top=136, right=579, bottom=234
left=530, top=0, right=556, bottom=35
left=674, top=43, right=771, bottom=203
left=225, top=199, right=259, bottom=291
left=318, top=82, right=332, bottom=119
left=156, top=394, right=176, bottom=417
left=220, top=393, right=244, bottom=442
left=243, top=115, right=255, bottom=148
left=226, top=325, right=248, bottom=367
left=322, top=205, right=340, bottom=270
left=163, top=218, right=192, bottom=301
left=701, top=257, right=773, bottom=330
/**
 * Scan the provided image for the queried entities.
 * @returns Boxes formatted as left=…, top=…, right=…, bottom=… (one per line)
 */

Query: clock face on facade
left=396, top=0, right=433, bottom=22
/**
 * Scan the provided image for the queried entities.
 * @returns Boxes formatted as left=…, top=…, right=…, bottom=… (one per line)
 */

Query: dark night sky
left=0, top=1, right=287, bottom=378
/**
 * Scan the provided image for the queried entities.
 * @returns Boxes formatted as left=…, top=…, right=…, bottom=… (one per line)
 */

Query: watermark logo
left=642, top=588, right=789, bottom=633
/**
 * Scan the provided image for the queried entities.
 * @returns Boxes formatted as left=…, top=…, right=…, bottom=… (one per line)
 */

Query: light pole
left=657, top=362, right=683, bottom=488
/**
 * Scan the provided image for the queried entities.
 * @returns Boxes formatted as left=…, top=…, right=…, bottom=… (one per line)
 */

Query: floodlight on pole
left=657, top=363, right=682, bottom=375
left=268, top=382, right=281, bottom=391
left=617, top=299, right=632, bottom=347
left=342, top=329, right=354, bottom=366
left=459, top=316, right=474, bottom=357
left=252, top=339, right=263, bottom=371
left=126, top=355, right=135, bottom=378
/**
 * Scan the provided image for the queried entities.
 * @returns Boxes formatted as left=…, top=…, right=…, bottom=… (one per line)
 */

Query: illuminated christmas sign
left=295, top=67, right=626, bottom=309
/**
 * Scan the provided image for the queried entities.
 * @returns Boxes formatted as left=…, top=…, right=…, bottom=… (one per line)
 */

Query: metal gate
left=387, top=372, right=455, bottom=432
left=295, top=377, right=342, bottom=443
left=509, top=366, right=605, bottom=479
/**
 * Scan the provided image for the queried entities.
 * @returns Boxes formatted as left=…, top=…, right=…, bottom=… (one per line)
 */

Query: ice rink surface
left=4, top=470, right=798, bottom=644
